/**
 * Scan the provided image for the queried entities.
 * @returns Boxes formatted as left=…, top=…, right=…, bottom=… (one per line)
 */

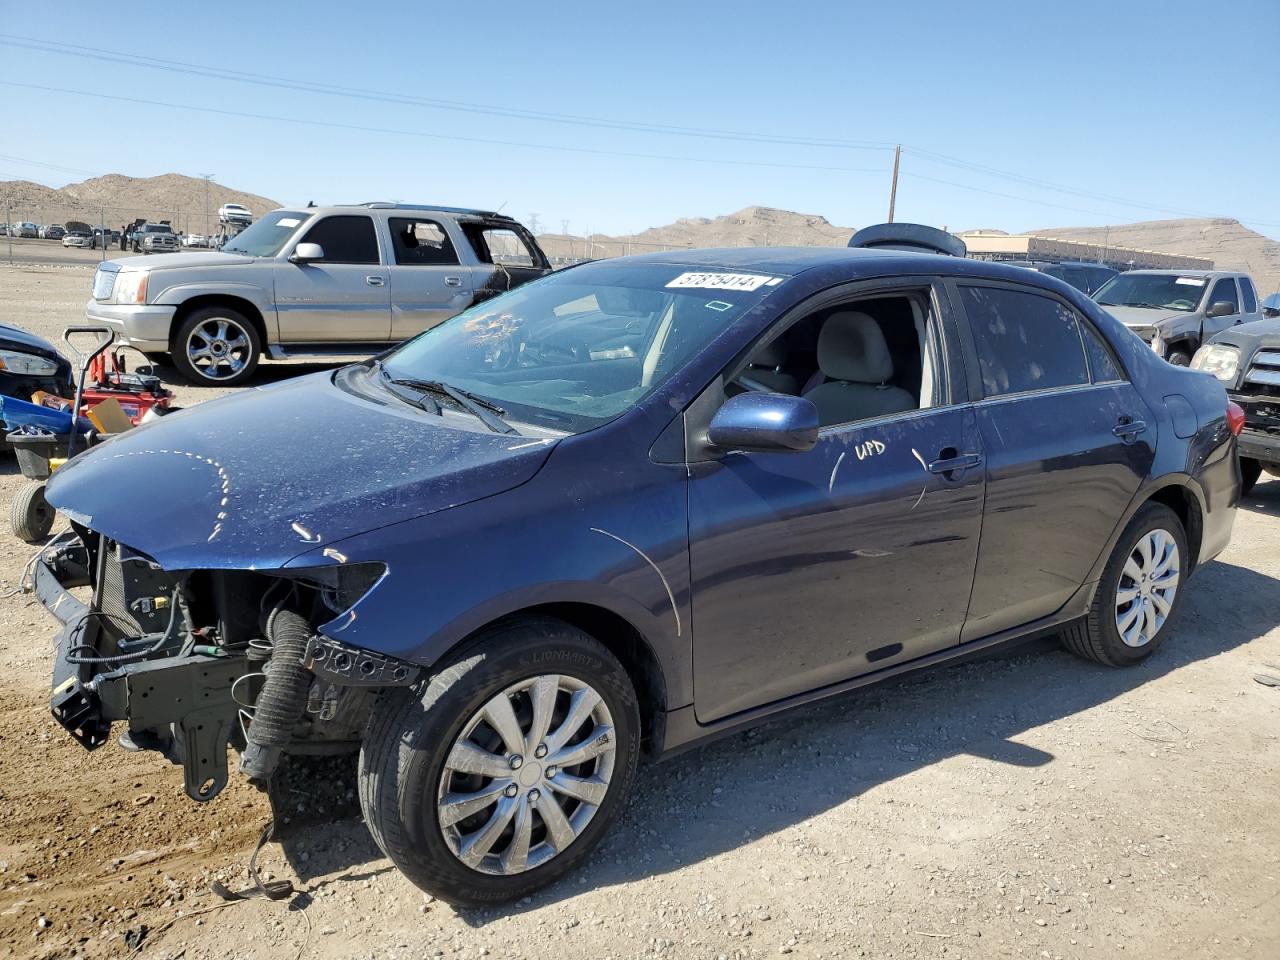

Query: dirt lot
left=0, top=263, right=1277, bottom=960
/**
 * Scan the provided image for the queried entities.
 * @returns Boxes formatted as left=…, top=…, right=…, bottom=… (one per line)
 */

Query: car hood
left=111, top=251, right=257, bottom=271
left=0, top=322, right=64, bottom=361
left=1100, top=305, right=1194, bottom=327
left=44, top=370, right=558, bottom=570
left=1209, top=315, right=1280, bottom=350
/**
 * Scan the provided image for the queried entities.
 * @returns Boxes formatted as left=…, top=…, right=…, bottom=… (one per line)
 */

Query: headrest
left=750, top=339, right=787, bottom=368
left=817, top=311, right=893, bottom=383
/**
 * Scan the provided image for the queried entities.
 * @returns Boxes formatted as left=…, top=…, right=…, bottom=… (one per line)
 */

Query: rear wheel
left=11, top=482, right=54, bottom=543
left=171, top=306, right=261, bottom=386
left=1240, top=457, right=1263, bottom=495
left=1062, top=502, right=1187, bottom=667
left=359, top=618, right=640, bottom=905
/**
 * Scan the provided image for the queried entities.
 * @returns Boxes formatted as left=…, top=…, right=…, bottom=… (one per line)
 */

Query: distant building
left=959, top=230, right=1212, bottom=272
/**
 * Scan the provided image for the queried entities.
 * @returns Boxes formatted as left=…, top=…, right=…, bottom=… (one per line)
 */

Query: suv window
left=389, top=218, right=459, bottom=266
left=1240, top=276, right=1258, bottom=314
left=474, top=227, right=538, bottom=268
left=1207, top=277, right=1239, bottom=315
left=300, top=215, right=380, bottom=265
left=960, top=285, right=1090, bottom=397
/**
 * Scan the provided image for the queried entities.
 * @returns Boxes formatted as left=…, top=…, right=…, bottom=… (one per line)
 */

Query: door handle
left=927, top=452, right=983, bottom=476
left=365, top=275, right=385, bottom=286
left=444, top=276, right=463, bottom=287
left=1113, top=418, right=1147, bottom=443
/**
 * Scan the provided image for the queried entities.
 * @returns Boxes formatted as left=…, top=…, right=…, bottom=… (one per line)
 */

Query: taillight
left=1227, top=401, right=1245, bottom=437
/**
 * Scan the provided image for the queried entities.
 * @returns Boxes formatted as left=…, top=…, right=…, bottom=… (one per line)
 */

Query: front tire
left=1165, top=349, right=1192, bottom=367
left=1062, top=502, right=1188, bottom=667
left=359, top=619, right=640, bottom=906
left=171, top=306, right=261, bottom=386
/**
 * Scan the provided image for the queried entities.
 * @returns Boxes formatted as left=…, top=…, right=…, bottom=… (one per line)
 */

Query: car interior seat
left=742, top=339, right=800, bottom=394
left=803, top=311, right=916, bottom=426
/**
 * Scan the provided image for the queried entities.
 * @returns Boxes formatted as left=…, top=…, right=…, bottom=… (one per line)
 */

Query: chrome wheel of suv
left=186, top=317, right=251, bottom=380
left=172, top=306, right=261, bottom=386
left=437, top=674, right=616, bottom=876
left=1115, top=529, right=1180, bottom=647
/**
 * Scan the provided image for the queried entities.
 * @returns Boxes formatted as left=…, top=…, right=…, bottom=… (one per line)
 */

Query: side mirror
left=1207, top=300, right=1235, bottom=318
left=290, top=242, right=324, bottom=263
left=707, top=392, right=819, bottom=454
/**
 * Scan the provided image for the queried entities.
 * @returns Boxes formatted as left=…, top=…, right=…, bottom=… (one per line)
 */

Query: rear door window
left=1080, top=320, right=1123, bottom=383
left=389, top=218, right=459, bottom=266
left=299, top=215, right=380, bottom=265
left=959, top=285, right=1090, bottom=397
left=1207, top=278, right=1239, bottom=314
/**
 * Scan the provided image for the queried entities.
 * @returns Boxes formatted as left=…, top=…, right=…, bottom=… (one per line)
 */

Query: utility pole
left=528, top=213, right=540, bottom=235
left=887, top=145, right=901, bottom=223
left=200, top=173, right=215, bottom=236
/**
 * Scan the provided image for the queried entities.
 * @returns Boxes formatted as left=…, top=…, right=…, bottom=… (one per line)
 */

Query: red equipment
left=81, top=348, right=173, bottom=425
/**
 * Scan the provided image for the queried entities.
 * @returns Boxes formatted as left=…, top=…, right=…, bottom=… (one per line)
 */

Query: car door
left=688, top=281, right=986, bottom=723
left=274, top=214, right=392, bottom=344
left=950, top=280, right=1156, bottom=640
left=1202, top=277, right=1241, bottom=342
left=385, top=216, right=478, bottom=341
left=461, top=223, right=548, bottom=298
left=1237, top=276, right=1263, bottom=326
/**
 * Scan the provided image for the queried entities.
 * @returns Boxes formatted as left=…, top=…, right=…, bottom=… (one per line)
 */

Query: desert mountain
left=1033, top=218, right=1280, bottom=297
left=0, top=173, right=280, bottom=234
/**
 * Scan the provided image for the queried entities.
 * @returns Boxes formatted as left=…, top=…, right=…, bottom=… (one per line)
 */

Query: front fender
left=152, top=282, right=276, bottom=332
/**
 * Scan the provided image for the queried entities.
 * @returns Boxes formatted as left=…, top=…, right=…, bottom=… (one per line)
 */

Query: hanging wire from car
left=64, top=588, right=183, bottom=665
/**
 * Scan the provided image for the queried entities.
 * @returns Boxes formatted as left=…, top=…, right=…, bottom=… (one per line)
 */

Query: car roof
left=615, top=245, right=1079, bottom=287
left=329, top=202, right=517, bottom=220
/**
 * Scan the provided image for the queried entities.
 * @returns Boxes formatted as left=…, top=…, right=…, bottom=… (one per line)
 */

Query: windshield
left=142, top=224, right=170, bottom=233
left=1094, top=273, right=1207, bottom=311
left=380, top=262, right=787, bottom=432
left=223, top=210, right=312, bottom=257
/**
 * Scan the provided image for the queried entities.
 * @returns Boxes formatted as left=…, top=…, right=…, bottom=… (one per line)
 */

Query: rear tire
left=1240, top=457, right=1263, bottom=495
left=359, top=618, right=640, bottom=906
left=1062, top=502, right=1188, bottom=667
left=11, top=482, right=54, bottom=543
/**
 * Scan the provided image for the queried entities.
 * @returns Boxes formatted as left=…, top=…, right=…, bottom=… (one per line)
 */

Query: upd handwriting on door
left=854, top=439, right=886, bottom=461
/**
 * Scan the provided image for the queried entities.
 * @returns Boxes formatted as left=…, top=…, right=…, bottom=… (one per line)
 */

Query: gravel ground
left=0, top=263, right=1277, bottom=960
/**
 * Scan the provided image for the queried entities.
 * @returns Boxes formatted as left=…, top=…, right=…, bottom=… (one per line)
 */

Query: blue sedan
left=37, top=237, right=1241, bottom=904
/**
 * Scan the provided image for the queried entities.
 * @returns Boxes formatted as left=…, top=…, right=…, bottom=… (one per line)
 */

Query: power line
left=0, top=34, right=896, bottom=153
left=0, top=80, right=890, bottom=177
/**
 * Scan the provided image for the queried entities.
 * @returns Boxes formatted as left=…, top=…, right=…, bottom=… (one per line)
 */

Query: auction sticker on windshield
left=666, top=272, right=782, bottom=291
left=1175, top=277, right=1207, bottom=286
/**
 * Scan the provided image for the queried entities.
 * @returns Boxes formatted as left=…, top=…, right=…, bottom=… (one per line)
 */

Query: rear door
left=461, top=222, right=549, bottom=299
left=385, top=216, right=476, bottom=341
left=274, top=214, right=392, bottom=344
left=951, top=280, right=1156, bottom=639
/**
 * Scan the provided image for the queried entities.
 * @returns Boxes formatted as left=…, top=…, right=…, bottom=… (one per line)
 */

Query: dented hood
left=45, top=370, right=557, bottom=570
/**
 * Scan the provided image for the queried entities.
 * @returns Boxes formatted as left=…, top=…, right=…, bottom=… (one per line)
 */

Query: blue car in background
left=36, top=234, right=1241, bottom=904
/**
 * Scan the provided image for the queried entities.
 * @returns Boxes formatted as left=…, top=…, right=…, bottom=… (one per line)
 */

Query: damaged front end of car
left=37, top=525, right=417, bottom=802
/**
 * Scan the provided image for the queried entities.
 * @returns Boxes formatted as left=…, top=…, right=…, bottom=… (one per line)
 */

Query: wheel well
left=480, top=603, right=668, bottom=755
left=1148, top=485, right=1203, bottom=572
left=171, top=295, right=268, bottom=351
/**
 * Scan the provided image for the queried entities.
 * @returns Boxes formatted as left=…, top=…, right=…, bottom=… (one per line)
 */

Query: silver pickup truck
left=87, top=203, right=551, bottom=384
left=1092, top=269, right=1263, bottom=365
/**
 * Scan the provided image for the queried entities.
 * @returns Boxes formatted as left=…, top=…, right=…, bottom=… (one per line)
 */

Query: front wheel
left=1061, top=502, right=1188, bottom=667
left=1165, top=349, right=1192, bottom=367
left=171, top=307, right=261, bottom=386
left=359, top=619, right=640, bottom=906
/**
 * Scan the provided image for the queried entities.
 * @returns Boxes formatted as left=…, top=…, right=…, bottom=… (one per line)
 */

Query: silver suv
left=1093, top=269, right=1263, bottom=365
left=87, top=203, right=551, bottom=385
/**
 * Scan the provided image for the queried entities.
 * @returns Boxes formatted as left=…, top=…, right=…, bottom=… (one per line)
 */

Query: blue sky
left=1, top=0, right=1278, bottom=238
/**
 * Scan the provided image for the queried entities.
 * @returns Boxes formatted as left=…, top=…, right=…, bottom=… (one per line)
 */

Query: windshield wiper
left=386, top=374, right=517, bottom=435
left=382, top=377, right=443, bottom=416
